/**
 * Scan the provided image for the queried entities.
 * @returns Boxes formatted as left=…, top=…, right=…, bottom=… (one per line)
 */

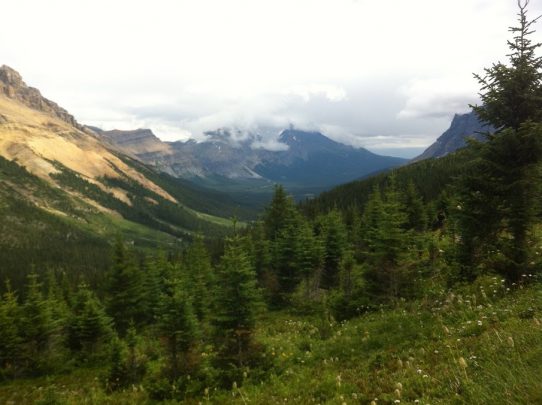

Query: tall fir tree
left=320, top=209, right=348, bottom=289
left=459, top=1, right=542, bottom=281
left=212, top=235, right=262, bottom=380
left=362, top=179, right=413, bottom=299
left=157, top=277, right=200, bottom=380
left=67, top=283, right=113, bottom=355
left=0, top=282, right=22, bottom=376
left=106, top=237, right=146, bottom=334
left=20, top=273, right=54, bottom=373
left=182, top=235, right=214, bottom=323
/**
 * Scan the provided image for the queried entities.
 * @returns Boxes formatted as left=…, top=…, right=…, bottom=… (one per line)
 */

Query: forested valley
left=1, top=3, right=542, bottom=405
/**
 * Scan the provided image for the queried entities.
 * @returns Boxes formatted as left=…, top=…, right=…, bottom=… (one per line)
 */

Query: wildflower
left=477, top=320, right=483, bottom=326
left=507, top=336, right=515, bottom=348
left=394, top=400, right=401, bottom=403
left=458, top=357, right=468, bottom=368
left=395, top=388, right=402, bottom=398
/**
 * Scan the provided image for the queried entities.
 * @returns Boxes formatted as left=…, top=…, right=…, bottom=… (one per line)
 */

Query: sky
left=2, top=0, right=542, bottom=158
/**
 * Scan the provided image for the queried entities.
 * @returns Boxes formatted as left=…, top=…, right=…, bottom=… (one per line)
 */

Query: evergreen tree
left=459, top=1, right=542, bottom=280
left=362, top=179, right=413, bottom=299
left=157, top=277, right=199, bottom=380
left=296, top=219, right=325, bottom=297
left=272, top=210, right=303, bottom=302
left=67, top=283, right=113, bottom=355
left=212, top=235, right=261, bottom=379
left=263, top=184, right=297, bottom=241
left=320, top=209, right=348, bottom=289
left=0, top=282, right=22, bottom=377
left=106, top=237, right=146, bottom=334
left=20, top=273, right=54, bottom=373
left=403, top=180, right=427, bottom=232
left=182, top=236, right=214, bottom=323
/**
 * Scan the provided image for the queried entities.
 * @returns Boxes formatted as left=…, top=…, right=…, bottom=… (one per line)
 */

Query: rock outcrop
left=413, top=111, right=492, bottom=161
left=0, top=65, right=85, bottom=131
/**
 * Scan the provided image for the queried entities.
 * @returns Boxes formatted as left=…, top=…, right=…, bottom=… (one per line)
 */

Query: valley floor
left=1, top=279, right=541, bottom=404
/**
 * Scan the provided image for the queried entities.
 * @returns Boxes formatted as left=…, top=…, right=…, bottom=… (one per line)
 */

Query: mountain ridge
left=414, top=111, right=492, bottom=161
left=94, top=127, right=407, bottom=188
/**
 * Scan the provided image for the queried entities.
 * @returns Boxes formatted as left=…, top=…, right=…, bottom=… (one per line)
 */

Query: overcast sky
left=2, top=0, right=542, bottom=157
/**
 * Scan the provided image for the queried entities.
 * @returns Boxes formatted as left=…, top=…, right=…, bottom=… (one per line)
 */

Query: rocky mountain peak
left=0, top=65, right=84, bottom=130
left=413, top=111, right=492, bottom=161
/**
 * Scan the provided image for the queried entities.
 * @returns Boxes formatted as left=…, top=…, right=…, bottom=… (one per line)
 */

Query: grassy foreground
left=1, top=278, right=541, bottom=405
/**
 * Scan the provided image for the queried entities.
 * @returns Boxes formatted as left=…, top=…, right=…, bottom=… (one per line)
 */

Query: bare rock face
left=413, top=111, right=493, bottom=161
left=0, top=65, right=85, bottom=130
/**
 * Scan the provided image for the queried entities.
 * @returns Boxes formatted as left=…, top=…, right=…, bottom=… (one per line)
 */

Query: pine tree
left=296, top=219, right=325, bottom=297
left=20, top=273, right=54, bottom=373
left=212, top=235, right=261, bottom=379
left=263, top=184, right=297, bottom=241
left=182, top=235, right=214, bottom=323
left=320, top=209, right=348, bottom=289
left=0, top=281, right=22, bottom=376
left=459, top=1, right=542, bottom=281
left=67, top=283, right=113, bottom=355
left=106, top=237, right=146, bottom=334
left=272, top=210, right=303, bottom=302
left=157, top=277, right=199, bottom=380
left=362, top=179, right=413, bottom=299
left=403, top=180, right=427, bottom=232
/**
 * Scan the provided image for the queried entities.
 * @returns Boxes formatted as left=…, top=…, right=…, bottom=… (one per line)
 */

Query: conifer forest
left=1, top=2, right=542, bottom=404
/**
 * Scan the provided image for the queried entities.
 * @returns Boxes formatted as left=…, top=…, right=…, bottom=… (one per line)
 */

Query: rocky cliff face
left=414, top=111, right=492, bottom=161
left=0, top=65, right=85, bottom=131
left=93, top=128, right=173, bottom=158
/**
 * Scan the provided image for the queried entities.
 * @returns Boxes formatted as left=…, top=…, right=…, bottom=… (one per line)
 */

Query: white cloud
left=1, top=0, right=541, bottom=151
left=397, top=78, right=479, bottom=120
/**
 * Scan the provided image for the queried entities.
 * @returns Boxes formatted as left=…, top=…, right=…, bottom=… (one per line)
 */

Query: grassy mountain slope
left=1, top=278, right=540, bottom=404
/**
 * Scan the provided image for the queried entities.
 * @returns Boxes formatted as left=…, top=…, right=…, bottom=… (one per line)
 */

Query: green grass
left=1, top=279, right=540, bottom=404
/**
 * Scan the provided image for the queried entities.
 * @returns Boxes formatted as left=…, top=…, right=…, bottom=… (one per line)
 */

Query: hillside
left=2, top=278, right=540, bottom=404
left=0, top=66, right=258, bottom=285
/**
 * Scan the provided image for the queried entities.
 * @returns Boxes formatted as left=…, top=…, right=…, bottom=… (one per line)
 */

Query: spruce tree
left=106, top=237, right=146, bottom=334
left=20, top=273, right=54, bottom=372
left=0, top=282, right=22, bottom=376
left=182, top=235, right=214, bottom=323
left=67, top=283, right=113, bottom=355
left=157, top=277, right=199, bottom=380
left=403, top=180, right=427, bottom=232
left=459, top=1, right=542, bottom=281
left=263, top=184, right=297, bottom=241
left=320, top=209, right=348, bottom=289
left=362, top=179, right=413, bottom=299
left=212, top=235, right=261, bottom=380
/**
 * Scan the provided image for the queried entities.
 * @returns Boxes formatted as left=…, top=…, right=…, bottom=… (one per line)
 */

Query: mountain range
left=91, top=126, right=407, bottom=190
left=0, top=65, right=257, bottom=267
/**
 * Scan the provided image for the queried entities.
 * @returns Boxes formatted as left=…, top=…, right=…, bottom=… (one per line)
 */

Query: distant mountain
left=414, top=111, right=493, bottom=161
left=95, top=127, right=407, bottom=189
left=0, top=65, right=248, bottom=264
